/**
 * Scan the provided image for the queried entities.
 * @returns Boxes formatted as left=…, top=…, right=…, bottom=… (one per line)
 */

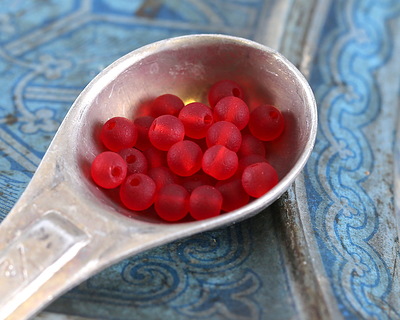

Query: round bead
left=202, top=145, right=238, bottom=180
left=189, top=185, right=223, bottom=220
left=155, top=184, right=189, bottom=222
left=249, top=105, right=285, bottom=141
left=119, top=173, right=156, bottom=211
left=148, top=115, right=185, bottom=151
left=237, top=154, right=268, bottom=175
left=118, top=148, right=148, bottom=175
left=147, top=166, right=180, bottom=191
left=181, top=171, right=216, bottom=193
left=237, top=133, right=266, bottom=158
left=178, top=102, right=213, bottom=139
left=206, top=121, right=242, bottom=152
left=241, top=162, right=279, bottom=198
left=91, top=151, right=127, bottom=189
left=167, top=140, right=203, bottom=176
left=100, top=117, right=138, bottom=152
left=134, top=116, right=154, bottom=150
left=213, top=96, right=249, bottom=130
left=215, top=178, right=250, bottom=212
left=151, top=94, right=184, bottom=117
left=143, top=146, right=167, bottom=168
left=208, top=80, right=244, bottom=107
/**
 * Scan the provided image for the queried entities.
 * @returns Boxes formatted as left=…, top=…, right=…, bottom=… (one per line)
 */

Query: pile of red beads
left=90, top=80, right=285, bottom=222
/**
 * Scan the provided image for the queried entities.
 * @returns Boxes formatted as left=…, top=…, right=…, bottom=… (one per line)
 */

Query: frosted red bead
left=249, top=105, right=285, bottom=141
left=181, top=171, right=216, bottom=193
left=206, top=121, right=242, bottom=152
left=147, top=166, right=180, bottom=191
left=134, top=116, right=154, bottom=151
left=213, top=96, right=249, bottom=130
left=91, top=151, right=127, bottom=189
left=149, top=115, right=185, bottom=151
left=143, top=146, right=167, bottom=168
left=167, top=140, right=203, bottom=176
left=208, top=80, right=244, bottom=108
left=178, top=102, right=213, bottom=139
left=119, top=173, right=156, bottom=211
left=189, top=185, right=223, bottom=220
left=151, top=94, right=184, bottom=117
left=202, top=145, right=238, bottom=180
left=154, top=184, right=189, bottom=222
left=241, top=162, right=279, bottom=198
left=118, top=148, right=148, bottom=175
left=215, top=178, right=250, bottom=212
left=100, top=117, right=138, bottom=152
left=237, top=133, right=266, bottom=158
left=238, top=154, right=268, bottom=175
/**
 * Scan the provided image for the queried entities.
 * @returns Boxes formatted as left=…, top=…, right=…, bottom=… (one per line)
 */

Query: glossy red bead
left=167, top=140, right=203, bottom=177
left=249, top=105, right=285, bottom=141
left=154, top=184, right=189, bottom=222
left=149, top=115, right=185, bottom=151
left=151, top=94, right=184, bottom=117
left=206, top=121, right=242, bottom=152
left=118, top=148, right=148, bottom=175
left=100, top=117, right=138, bottom=152
left=178, top=102, right=213, bottom=139
left=202, top=145, right=238, bottom=180
left=213, top=96, right=249, bottom=130
left=189, top=185, right=223, bottom=220
left=91, top=151, right=127, bottom=189
left=119, top=173, right=156, bottom=211
left=241, top=162, right=279, bottom=198
left=208, top=80, right=244, bottom=108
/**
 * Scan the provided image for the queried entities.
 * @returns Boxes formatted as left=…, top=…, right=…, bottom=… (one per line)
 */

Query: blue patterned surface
left=1, top=0, right=400, bottom=319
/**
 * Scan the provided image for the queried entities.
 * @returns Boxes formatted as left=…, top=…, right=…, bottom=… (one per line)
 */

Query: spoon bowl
left=0, top=34, right=317, bottom=320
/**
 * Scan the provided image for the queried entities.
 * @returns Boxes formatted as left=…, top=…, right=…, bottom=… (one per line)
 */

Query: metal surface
left=0, top=34, right=317, bottom=320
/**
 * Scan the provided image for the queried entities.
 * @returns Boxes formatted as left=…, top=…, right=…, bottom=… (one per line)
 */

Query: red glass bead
left=213, top=96, right=249, bottom=130
left=178, top=102, right=213, bottom=139
left=189, top=185, right=223, bottom=220
left=134, top=116, right=154, bottom=151
left=100, top=117, right=138, bottom=152
left=118, top=148, right=148, bottom=175
left=167, top=140, right=203, bottom=177
left=206, top=121, right=242, bottom=152
left=147, top=166, right=180, bottom=191
left=181, top=171, right=216, bottom=193
left=208, top=80, right=244, bottom=108
left=91, top=151, right=127, bottom=189
left=143, top=146, right=167, bottom=168
left=154, top=184, right=189, bottom=222
left=149, top=115, right=185, bottom=151
left=119, top=173, right=156, bottom=211
left=215, top=178, right=250, bottom=212
left=202, top=145, right=238, bottom=180
left=237, top=154, right=268, bottom=175
left=241, top=162, right=279, bottom=198
left=249, top=105, right=285, bottom=141
left=151, top=94, right=184, bottom=117
left=237, top=133, right=266, bottom=158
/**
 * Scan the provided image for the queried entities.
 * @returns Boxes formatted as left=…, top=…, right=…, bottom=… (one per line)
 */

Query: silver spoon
left=0, top=34, right=317, bottom=320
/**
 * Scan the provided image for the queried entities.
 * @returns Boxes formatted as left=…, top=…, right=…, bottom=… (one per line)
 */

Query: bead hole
left=111, top=166, right=122, bottom=177
left=269, top=110, right=279, bottom=119
left=106, top=121, right=116, bottom=130
left=203, top=114, right=213, bottom=124
left=126, top=155, right=137, bottom=164
left=130, top=177, right=140, bottom=186
left=232, top=88, right=241, bottom=97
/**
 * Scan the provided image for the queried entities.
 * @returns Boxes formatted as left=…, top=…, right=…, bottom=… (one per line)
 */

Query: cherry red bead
left=189, top=185, right=223, bottom=220
left=143, top=146, right=167, bottom=168
left=202, top=145, right=238, bottom=180
left=119, top=173, right=156, bottom=211
left=249, top=105, right=285, bottom=141
left=154, top=184, right=189, bottom=222
left=118, top=148, right=148, bottom=175
left=149, top=115, right=185, bottom=151
left=213, top=96, right=249, bottom=130
left=167, top=140, right=203, bottom=177
left=178, top=102, right=213, bottom=139
left=181, top=171, right=216, bottom=193
left=237, top=133, right=266, bottom=158
left=215, top=178, right=250, bottom=212
left=134, top=116, right=154, bottom=151
left=147, top=166, right=180, bottom=191
left=100, top=117, right=138, bottom=152
left=91, top=151, right=127, bottom=189
left=206, top=121, right=242, bottom=152
left=151, top=94, right=184, bottom=117
left=241, top=162, right=279, bottom=198
left=238, top=154, right=268, bottom=175
left=208, top=80, right=244, bottom=108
